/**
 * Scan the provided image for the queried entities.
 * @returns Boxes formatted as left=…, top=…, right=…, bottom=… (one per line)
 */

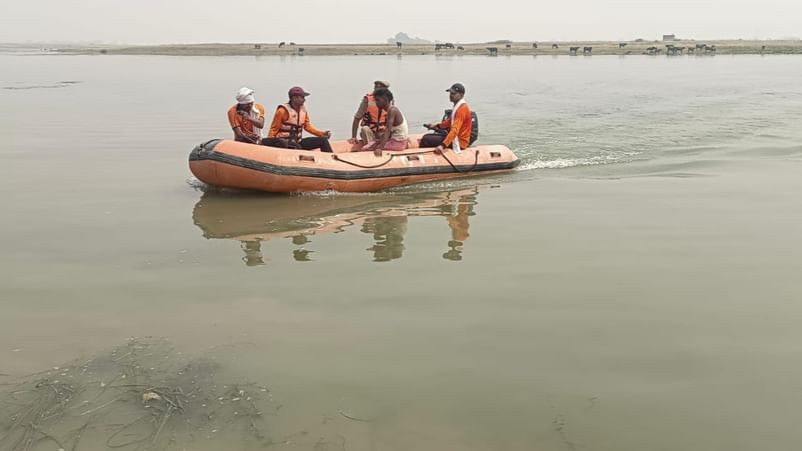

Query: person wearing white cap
left=227, top=87, right=265, bottom=144
left=350, top=80, right=392, bottom=144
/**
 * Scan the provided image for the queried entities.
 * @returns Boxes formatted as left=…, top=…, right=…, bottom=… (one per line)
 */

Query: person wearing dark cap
left=263, top=86, right=333, bottom=152
left=350, top=80, right=392, bottom=144
left=420, top=83, right=473, bottom=153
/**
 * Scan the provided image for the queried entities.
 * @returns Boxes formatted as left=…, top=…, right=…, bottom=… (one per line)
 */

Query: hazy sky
left=2, top=0, right=800, bottom=44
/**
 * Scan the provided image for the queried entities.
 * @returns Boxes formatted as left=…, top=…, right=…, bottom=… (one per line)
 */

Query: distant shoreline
left=29, top=40, right=802, bottom=56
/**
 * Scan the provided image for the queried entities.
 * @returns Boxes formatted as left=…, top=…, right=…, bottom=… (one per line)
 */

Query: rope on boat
left=333, top=149, right=480, bottom=173
left=198, top=139, right=218, bottom=151
left=331, top=153, right=395, bottom=169
left=441, top=149, right=480, bottom=173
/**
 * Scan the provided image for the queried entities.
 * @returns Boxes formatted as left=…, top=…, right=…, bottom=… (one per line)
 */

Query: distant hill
left=387, top=32, right=432, bottom=45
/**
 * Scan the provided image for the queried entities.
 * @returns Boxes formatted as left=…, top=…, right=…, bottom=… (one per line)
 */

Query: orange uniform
left=438, top=103, right=472, bottom=149
left=227, top=103, right=265, bottom=141
left=267, top=105, right=327, bottom=139
left=359, top=93, right=387, bottom=132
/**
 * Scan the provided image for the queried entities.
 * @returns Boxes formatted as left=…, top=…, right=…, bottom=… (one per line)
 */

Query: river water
left=2, top=53, right=802, bottom=450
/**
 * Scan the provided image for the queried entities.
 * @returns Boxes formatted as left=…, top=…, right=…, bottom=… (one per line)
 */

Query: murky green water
left=2, top=54, right=802, bottom=450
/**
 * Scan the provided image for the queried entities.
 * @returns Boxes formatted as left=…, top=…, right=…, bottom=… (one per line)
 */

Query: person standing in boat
left=420, top=83, right=472, bottom=154
left=228, top=87, right=265, bottom=144
left=361, top=88, right=408, bottom=156
left=263, top=86, right=333, bottom=152
left=349, top=80, right=391, bottom=144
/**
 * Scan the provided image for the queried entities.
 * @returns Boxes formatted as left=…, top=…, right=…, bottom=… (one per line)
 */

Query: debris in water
left=142, top=391, right=162, bottom=402
left=0, top=337, right=277, bottom=451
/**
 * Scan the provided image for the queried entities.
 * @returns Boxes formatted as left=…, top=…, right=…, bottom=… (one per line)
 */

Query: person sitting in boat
left=361, top=88, right=408, bottom=156
left=349, top=80, right=391, bottom=144
left=420, top=83, right=472, bottom=154
left=263, top=86, right=333, bottom=152
left=227, top=87, right=265, bottom=144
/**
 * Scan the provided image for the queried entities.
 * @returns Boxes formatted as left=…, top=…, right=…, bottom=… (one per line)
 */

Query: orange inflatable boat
left=188, top=135, right=519, bottom=193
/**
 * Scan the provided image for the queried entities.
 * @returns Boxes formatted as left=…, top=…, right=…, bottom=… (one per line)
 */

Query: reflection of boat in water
left=192, top=188, right=481, bottom=264
left=189, top=137, right=519, bottom=193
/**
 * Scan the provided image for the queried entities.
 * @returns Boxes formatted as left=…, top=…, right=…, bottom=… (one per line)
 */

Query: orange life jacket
left=361, top=93, right=387, bottom=132
left=276, top=103, right=308, bottom=141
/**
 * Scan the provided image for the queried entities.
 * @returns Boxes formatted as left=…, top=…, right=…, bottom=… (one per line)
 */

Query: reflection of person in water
left=291, top=234, right=314, bottom=261
left=293, top=249, right=313, bottom=261
left=442, top=191, right=478, bottom=261
left=194, top=188, right=482, bottom=264
left=361, top=215, right=408, bottom=262
left=240, top=235, right=316, bottom=265
left=241, top=240, right=265, bottom=266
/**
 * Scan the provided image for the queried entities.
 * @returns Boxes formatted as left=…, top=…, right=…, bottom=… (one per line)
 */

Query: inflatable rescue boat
left=189, top=135, right=519, bottom=193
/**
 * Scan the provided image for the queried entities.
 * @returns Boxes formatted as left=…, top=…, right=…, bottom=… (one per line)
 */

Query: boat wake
left=516, top=152, right=642, bottom=171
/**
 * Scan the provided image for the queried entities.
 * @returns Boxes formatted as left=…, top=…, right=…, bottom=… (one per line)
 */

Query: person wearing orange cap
left=350, top=80, right=391, bottom=144
left=263, top=86, right=333, bottom=152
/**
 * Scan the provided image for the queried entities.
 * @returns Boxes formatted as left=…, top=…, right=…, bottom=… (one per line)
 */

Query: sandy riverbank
left=55, top=40, right=802, bottom=56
